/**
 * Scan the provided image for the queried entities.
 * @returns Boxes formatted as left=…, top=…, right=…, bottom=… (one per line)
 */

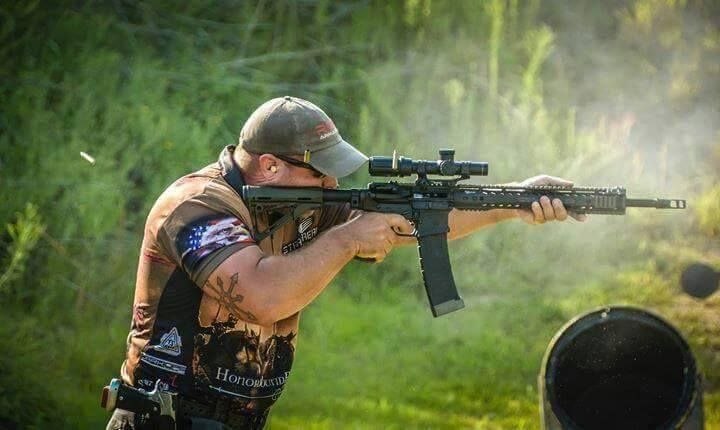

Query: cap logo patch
left=314, top=121, right=338, bottom=140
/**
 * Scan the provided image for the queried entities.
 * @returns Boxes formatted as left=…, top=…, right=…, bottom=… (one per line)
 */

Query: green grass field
left=265, top=262, right=720, bottom=429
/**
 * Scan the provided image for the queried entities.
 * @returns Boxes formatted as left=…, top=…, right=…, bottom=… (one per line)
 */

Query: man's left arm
left=447, top=175, right=587, bottom=241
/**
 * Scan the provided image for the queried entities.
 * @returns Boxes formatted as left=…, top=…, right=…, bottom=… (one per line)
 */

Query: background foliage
left=1, top=1, right=718, bottom=428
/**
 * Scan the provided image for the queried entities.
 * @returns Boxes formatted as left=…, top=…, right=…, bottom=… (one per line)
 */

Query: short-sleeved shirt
left=121, top=146, right=350, bottom=415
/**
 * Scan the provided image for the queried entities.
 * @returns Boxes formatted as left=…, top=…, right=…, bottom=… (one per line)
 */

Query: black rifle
left=241, top=149, right=686, bottom=317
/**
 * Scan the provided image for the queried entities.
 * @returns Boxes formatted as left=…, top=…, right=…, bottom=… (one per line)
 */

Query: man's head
left=235, top=96, right=367, bottom=188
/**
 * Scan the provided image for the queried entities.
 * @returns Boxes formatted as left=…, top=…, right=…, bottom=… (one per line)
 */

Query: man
left=107, top=96, right=583, bottom=429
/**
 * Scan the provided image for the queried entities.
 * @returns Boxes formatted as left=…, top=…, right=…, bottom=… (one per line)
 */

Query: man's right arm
left=203, top=212, right=413, bottom=326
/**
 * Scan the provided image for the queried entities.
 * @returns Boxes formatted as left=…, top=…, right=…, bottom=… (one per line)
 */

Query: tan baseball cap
left=238, top=96, right=368, bottom=178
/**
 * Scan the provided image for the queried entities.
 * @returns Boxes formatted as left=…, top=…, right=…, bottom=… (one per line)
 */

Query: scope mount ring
left=415, top=174, right=470, bottom=187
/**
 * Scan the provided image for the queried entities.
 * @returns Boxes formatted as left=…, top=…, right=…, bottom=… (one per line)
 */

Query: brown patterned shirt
left=120, top=146, right=349, bottom=415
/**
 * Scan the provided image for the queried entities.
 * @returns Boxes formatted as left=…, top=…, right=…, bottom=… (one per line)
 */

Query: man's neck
left=233, top=151, right=265, bottom=186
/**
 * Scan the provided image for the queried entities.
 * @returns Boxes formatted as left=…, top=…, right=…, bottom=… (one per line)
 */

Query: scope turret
left=368, top=149, right=489, bottom=178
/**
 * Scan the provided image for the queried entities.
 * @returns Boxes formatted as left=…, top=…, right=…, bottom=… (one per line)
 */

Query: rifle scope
left=369, top=149, right=489, bottom=177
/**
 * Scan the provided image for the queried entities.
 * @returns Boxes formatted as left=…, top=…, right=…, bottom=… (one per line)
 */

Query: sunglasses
left=271, top=154, right=327, bottom=179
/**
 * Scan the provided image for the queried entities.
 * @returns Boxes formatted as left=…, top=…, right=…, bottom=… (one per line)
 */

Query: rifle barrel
left=625, top=198, right=686, bottom=209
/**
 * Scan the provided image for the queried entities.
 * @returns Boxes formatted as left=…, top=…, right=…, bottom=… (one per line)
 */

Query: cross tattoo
left=204, top=273, right=258, bottom=322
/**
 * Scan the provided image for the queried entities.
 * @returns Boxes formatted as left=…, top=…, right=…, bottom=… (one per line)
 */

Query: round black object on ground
left=539, top=307, right=703, bottom=430
left=681, top=263, right=719, bottom=299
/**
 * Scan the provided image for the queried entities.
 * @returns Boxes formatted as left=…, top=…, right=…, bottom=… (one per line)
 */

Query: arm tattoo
left=204, top=273, right=258, bottom=322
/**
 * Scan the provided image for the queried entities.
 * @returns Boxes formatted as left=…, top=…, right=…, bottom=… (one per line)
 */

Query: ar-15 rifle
left=241, top=149, right=686, bottom=318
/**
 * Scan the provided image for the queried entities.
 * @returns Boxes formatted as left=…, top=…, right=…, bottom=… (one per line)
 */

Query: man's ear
left=257, top=154, right=281, bottom=176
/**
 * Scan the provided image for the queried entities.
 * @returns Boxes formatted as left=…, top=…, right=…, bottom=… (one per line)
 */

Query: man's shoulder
left=149, top=164, right=219, bottom=216
left=143, top=162, right=257, bottom=285
left=144, top=163, right=249, bottom=235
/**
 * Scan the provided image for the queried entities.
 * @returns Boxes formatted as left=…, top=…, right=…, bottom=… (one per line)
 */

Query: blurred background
left=1, top=0, right=718, bottom=428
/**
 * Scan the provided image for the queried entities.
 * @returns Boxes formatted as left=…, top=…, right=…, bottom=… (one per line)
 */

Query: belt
left=176, top=397, right=268, bottom=430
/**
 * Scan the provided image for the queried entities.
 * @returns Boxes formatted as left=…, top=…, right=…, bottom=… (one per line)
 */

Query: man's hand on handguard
left=514, top=175, right=588, bottom=225
left=338, top=212, right=415, bottom=262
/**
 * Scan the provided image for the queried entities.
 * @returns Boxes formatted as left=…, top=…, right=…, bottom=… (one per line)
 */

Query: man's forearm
left=448, top=208, right=518, bottom=240
left=260, top=208, right=515, bottom=316
left=240, top=228, right=355, bottom=323
left=208, top=212, right=409, bottom=325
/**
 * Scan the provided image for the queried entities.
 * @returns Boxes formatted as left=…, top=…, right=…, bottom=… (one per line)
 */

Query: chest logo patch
left=298, top=216, right=314, bottom=234
left=282, top=216, right=318, bottom=254
left=153, top=327, right=183, bottom=356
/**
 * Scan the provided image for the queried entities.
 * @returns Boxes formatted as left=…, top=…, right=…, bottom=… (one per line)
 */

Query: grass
left=3, top=229, right=717, bottom=429
left=263, top=266, right=719, bottom=429
left=268, top=289, right=553, bottom=429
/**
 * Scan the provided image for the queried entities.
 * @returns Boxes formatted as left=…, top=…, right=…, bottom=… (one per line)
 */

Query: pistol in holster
left=101, top=378, right=177, bottom=430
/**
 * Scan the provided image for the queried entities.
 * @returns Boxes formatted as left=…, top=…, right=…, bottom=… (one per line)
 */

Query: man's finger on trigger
left=401, top=219, right=414, bottom=234
left=388, top=214, right=414, bottom=233
left=396, top=234, right=417, bottom=245
left=531, top=201, right=545, bottom=224
left=552, top=198, right=568, bottom=221
left=389, top=223, right=413, bottom=236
